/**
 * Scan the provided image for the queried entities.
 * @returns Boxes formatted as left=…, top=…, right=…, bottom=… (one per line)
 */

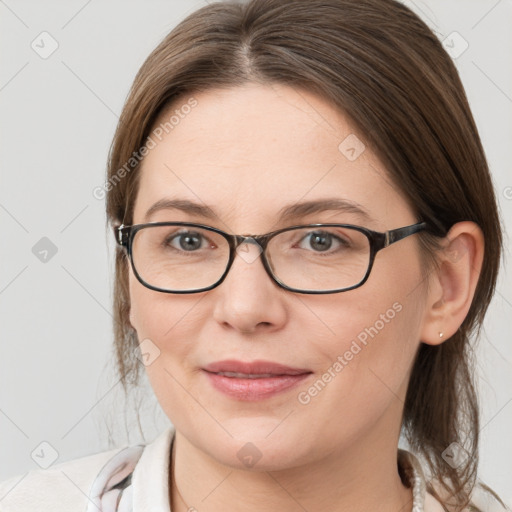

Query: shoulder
left=0, top=432, right=165, bottom=512
left=467, top=482, right=511, bottom=512
left=398, top=449, right=510, bottom=512
left=0, top=447, right=123, bottom=512
left=425, top=478, right=510, bottom=512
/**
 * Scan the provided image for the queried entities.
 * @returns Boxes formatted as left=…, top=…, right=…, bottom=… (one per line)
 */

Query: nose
left=211, top=239, right=288, bottom=334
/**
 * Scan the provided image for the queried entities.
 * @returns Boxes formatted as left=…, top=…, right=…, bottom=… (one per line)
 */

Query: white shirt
left=0, top=427, right=507, bottom=511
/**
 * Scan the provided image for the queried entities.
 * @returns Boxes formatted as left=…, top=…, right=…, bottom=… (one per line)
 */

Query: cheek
left=128, top=272, right=199, bottom=377
left=128, top=276, right=205, bottom=426
left=299, top=294, right=416, bottom=387
left=128, top=269, right=212, bottom=371
left=294, top=259, right=426, bottom=436
left=129, top=267, right=201, bottom=341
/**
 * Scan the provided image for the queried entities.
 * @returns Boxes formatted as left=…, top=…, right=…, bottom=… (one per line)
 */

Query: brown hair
left=105, top=0, right=503, bottom=510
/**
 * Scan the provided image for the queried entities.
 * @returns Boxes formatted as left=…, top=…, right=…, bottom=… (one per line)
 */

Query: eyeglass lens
left=130, top=224, right=371, bottom=293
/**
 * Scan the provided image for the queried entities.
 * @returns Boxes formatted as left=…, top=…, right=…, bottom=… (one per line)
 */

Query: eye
left=165, top=230, right=209, bottom=252
left=297, top=230, right=350, bottom=253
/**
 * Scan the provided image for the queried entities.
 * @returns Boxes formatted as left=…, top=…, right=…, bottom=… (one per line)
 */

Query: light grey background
left=0, top=0, right=511, bottom=505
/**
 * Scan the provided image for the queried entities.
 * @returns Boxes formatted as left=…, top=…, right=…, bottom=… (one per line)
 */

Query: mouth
left=202, top=360, right=313, bottom=401
left=212, top=371, right=291, bottom=379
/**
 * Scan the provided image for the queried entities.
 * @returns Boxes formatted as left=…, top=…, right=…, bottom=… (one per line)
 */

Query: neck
left=169, top=430, right=413, bottom=512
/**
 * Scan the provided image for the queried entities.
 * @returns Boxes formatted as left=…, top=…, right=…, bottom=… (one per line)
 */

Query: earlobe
left=420, top=221, right=484, bottom=346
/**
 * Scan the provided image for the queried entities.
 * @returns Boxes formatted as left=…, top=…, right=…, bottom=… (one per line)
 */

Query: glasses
left=114, top=221, right=428, bottom=294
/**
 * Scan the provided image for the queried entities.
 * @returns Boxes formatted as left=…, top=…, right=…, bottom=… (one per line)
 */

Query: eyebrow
left=143, top=197, right=373, bottom=224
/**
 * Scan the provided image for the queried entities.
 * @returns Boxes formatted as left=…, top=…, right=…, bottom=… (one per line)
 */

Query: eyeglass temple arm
left=114, top=224, right=129, bottom=246
left=385, top=222, right=428, bottom=246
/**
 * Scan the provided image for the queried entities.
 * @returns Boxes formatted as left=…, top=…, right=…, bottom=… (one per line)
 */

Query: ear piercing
left=439, top=332, right=444, bottom=339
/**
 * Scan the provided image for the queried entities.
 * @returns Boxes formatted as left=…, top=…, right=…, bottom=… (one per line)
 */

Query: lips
left=204, top=359, right=310, bottom=376
left=202, top=359, right=312, bottom=401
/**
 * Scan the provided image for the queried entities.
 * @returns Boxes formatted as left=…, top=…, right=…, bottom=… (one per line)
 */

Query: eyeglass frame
left=114, top=221, right=429, bottom=295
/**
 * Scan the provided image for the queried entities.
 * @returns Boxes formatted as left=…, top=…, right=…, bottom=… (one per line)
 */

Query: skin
left=128, top=83, right=484, bottom=512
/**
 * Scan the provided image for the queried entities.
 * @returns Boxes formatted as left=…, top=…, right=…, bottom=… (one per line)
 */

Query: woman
left=0, top=0, right=508, bottom=511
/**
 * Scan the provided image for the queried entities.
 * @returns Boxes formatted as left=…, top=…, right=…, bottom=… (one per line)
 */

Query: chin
left=212, top=439, right=307, bottom=472
left=193, top=419, right=314, bottom=471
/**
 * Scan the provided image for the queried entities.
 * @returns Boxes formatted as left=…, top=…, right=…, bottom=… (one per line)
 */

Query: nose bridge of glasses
left=234, top=235, right=265, bottom=265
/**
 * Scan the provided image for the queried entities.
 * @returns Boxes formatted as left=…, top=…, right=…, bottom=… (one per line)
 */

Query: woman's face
left=129, top=83, right=430, bottom=470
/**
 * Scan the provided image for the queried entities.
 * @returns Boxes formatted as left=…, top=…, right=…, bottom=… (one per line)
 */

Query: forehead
left=147, top=83, right=356, bottom=165
left=134, top=84, right=411, bottom=230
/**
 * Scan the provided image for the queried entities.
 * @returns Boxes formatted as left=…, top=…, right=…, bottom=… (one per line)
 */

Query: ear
left=420, top=221, right=484, bottom=345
